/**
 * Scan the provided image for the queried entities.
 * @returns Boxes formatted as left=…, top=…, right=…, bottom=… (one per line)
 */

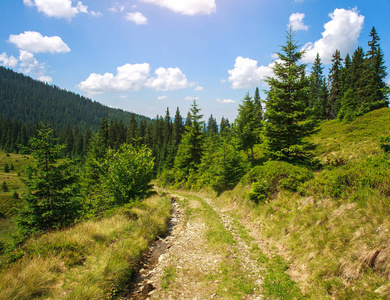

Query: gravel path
left=125, top=191, right=266, bottom=299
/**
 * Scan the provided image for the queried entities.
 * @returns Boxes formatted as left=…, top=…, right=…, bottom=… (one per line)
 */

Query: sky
left=1, top=0, right=390, bottom=122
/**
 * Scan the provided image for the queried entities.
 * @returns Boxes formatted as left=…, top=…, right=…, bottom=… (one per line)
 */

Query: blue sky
left=1, top=0, right=390, bottom=122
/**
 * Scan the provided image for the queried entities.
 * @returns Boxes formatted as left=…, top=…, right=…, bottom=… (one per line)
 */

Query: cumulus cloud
left=0, top=52, right=18, bottom=67
left=125, top=12, right=148, bottom=25
left=38, top=75, right=53, bottom=83
left=302, top=8, right=364, bottom=64
left=195, top=86, right=204, bottom=91
left=18, top=50, right=47, bottom=76
left=79, top=63, right=195, bottom=93
left=24, top=0, right=101, bottom=20
left=157, top=95, right=168, bottom=101
left=216, top=98, right=235, bottom=104
left=288, top=13, right=308, bottom=31
left=140, top=0, right=216, bottom=15
left=228, top=56, right=274, bottom=89
left=146, top=67, right=194, bottom=91
left=8, top=31, right=70, bottom=54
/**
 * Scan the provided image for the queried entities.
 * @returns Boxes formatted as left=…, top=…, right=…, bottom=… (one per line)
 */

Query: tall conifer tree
left=264, top=30, right=315, bottom=163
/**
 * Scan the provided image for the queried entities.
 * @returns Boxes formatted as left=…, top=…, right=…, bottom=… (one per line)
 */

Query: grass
left=161, top=265, right=177, bottom=289
left=210, top=108, right=390, bottom=299
left=0, top=194, right=171, bottom=299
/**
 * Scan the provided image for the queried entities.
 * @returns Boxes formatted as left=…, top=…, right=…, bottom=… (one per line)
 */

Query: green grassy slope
left=221, top=108, right=390, bottom=299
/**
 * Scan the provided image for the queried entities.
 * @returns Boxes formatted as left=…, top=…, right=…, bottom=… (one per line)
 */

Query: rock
left=141, top=283, right=154, bottom=295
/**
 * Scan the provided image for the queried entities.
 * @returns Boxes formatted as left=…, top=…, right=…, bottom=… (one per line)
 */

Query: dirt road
left=126, top=189, right=302, bottom=299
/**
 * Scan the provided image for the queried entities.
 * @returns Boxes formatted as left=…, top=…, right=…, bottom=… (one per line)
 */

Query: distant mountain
left=0, top=66, right=150, bottom=132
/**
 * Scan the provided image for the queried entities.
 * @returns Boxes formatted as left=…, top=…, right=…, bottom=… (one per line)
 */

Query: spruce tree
left=253, top=87, right=263, bottom=123
left=207, top=114, right=218, bottom=135
left=174, top=100, right=204, bottom=180
left=328, top=49, right=343, bottom=119
left=220, top=117, right=230, bottom=136
left=172, top=107, right=184, bottom=147
left=308, top=53, right=328, bottom=120
left=18, top=125, right=80, bottom=233
left=234, top=93, right=261, bottom=159
left=364, top=27, right=388, bottom=110
left=264, top=30, right=316, bottom=163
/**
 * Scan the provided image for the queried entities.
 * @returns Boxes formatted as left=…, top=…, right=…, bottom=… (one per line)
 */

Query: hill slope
left=0, top=66, right=150, bottom=132
left=216, top=108, right=390, bottom=299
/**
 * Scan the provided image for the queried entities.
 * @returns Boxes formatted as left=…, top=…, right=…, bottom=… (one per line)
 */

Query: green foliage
left=173, top=100, right=204, bottom=181
left=1, top=181, right=8, bottom=192
left=379, top=136, right=390, bottom=153
left=264, top=30, right=316, bottom=163
left=17, top=126, right=81, bottom=234
left=300, top=156, right=390, bottom=201
left=106, top=144, right=154, bottom=205
left=247, top=161, right=313, bottom=203
left=3, top=163, right=9, bottom=173
left=338, top=88, right=359, bottom=122
left=233, top=92, right=262, bottom=159
left=198, top=136, right=249, bottom=193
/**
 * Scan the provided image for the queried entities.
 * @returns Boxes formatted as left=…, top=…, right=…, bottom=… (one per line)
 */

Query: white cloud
left=146, top=67, right=194, bottom=91
left=195, top=86, right=204, bottom=91
left=8, top=31, right=70, bottom=54
left=140, top=0, right=216, bottom=15
left=125, top=12, right=148, bottom=25
left=216, top=98, right=235, bottom=104
left=302, top=8, right=364, bottom=64
left=184, top=96, right=199, bottom=101
left=38, top=75, right=53, bottom=83
left=24, top=0, right=100, bottom=20
left=18, top=50, right=46, bottom=77
left=79, top=63, right=194, bottom=93
left=228, top=56, right=274, bottom=89
left=288, top=13, right=308, bottom=31
left=387, top=77, right=390, bottom=86
left=0, top=52, right=18, bottom=67
left=79, top=63, right=151, bottom=93
left=157, top=95, right=168, bottom=101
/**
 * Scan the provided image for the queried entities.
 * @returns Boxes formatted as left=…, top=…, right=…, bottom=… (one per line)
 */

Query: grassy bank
left=0, top=194, right=171, bottom=299
left=212, top=108, right=390, bottom=299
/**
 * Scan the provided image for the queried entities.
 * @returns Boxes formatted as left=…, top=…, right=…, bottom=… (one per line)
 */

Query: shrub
left=106, top=144, right=154, bottom=205
left=4, top=163, right=9, bottom=173
left=300, top=156, right=390, bottom=200
left=247, top=161, right=313, bottom=203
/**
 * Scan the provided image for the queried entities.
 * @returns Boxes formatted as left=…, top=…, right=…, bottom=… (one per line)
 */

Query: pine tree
left=172, top=107, right=184, bottom=147
left=18, top=125, right=80, bottom=233
left=328, top=49, right=343, bottom=119
left=127, top=114, right=138, bottom=145
left=308, top=53, right=328, bottom=120
left=207, top=114, right=218, bottom=135
left=1, top=181, right=8, bottom=192
left=364, top=27, right=388, bottom=111
left=234, top=93, right=261, bottom=159
left=253, top=87, right=263, bottom=123
left=264, top=30, right=316, bottom=163
left=220, top=117, right=231, bottom=136
left=174, top=100, right=204, bottom=180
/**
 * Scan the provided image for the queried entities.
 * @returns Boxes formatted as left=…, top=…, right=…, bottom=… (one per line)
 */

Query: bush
left=106, top=144, right=154, bottom=205
left=3, top=163, right=9, bottom=173
left=300, top=156, right=390, bottom=200
left=247, top=161, right=313, bottom=203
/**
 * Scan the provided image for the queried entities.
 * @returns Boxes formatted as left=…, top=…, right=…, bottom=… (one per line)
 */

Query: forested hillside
left=0, top=67, right=149, bottom=130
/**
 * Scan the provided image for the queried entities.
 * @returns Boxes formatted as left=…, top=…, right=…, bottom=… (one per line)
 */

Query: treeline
left=0, top=66, right=150, bottom=153
left=308, top=26, right=389, bottom=121
left=156, top=27, right=389, bottom=190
